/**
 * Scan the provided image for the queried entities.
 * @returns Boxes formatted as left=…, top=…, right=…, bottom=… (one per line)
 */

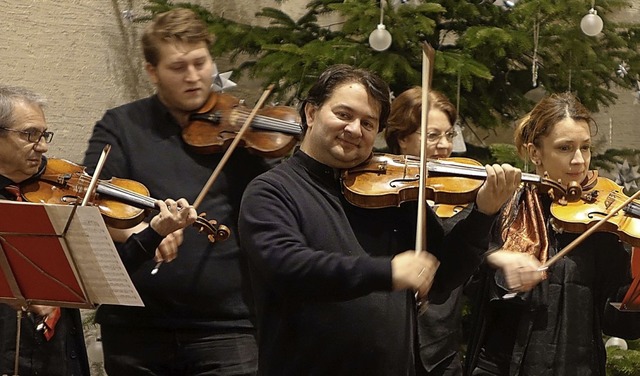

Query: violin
left=182, top=92, right=302, bottom=158
left=341, top=154, right=582, bottom=209
left=550, top=176, right=640, bottom=247
left=19, top=158, right=230, bottom=243
left=431, top=203, right=468, bottom=218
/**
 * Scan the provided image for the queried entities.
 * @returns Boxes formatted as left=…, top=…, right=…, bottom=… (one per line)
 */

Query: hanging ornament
left=391, top=0, right=419, bottom=6
left=531, top=19, right=540, bottom=87
left=369, top=1, right=392, bottom=51
left=493, top=0, right=519, bottom=10
left=452, top=71, right=466, bottom=154
left=581, top=7, right=603, bottom=36
left=616, top=62, right=630, bottom=78
left=122, top=9, right=135, bottom=22
left=611, top=159, right=640, bottom=192
left=211, top=63, right=237, bottom=92
left=605, top=337, right=629, bottom=350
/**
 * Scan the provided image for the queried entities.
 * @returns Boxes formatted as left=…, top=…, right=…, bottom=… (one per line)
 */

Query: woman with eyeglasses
left=384, top=87, right=466, bottom=376
left=384, top=87, right=458, bottom=159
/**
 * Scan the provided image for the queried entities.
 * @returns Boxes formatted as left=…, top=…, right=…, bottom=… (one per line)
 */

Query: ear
left=397, top=134, right=409, bottom=152
left=304, top=103, right=317, bottom=130
left=526, top=142, right=541, bottom=165
left=145, top=62, right=159, bottom=85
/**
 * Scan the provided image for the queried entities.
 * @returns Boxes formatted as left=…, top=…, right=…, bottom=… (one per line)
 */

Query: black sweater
left=239, top=151, right=496, bottom=375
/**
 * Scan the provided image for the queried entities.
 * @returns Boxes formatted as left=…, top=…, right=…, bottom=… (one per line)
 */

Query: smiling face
left=0, top=100, right=49, bottom=183
left=300, top=82, right=380, bottom=169
left=527, top=118, right=591, bottom=186
left=145, top=40, right=214, bottom=126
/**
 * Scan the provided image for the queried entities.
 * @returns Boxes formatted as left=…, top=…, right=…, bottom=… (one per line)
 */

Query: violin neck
left=426, top=158, right=541, bottom=184
left=190, top=111, right=302, bottom=136
left=251, top=113, right=302, bottom=135
left=96, top=183, right=157, bottom=210
left=520, top=172, right=544, bottom=185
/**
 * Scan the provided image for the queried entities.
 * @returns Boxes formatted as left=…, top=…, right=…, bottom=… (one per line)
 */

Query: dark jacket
left=465, top=192, right=640, bottom=376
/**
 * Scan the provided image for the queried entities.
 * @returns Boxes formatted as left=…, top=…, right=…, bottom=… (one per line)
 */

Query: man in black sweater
left=83, top=8, right=270, bottom=376
left=239, top=65, right=522, bottom=375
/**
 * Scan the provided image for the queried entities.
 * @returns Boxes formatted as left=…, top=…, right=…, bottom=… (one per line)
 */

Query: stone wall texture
left=1, top=0, right=639, bottom=160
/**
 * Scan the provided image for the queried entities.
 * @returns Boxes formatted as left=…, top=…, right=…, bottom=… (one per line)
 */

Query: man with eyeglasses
left=0, top=84, right=198, bottom=376
left=0, top=84, right=91, bottom=376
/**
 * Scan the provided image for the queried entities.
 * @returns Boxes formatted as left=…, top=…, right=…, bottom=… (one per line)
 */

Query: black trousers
left=101, top=325, right=258, bottom=376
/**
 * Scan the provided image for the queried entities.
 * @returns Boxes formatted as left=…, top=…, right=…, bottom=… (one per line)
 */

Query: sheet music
left=44, top=204, right=143, bottom=307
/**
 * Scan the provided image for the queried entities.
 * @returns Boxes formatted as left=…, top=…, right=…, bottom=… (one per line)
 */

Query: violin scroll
left=193, top=214, right=231, bottom=243
left=535, top=177, right=582, bottom=205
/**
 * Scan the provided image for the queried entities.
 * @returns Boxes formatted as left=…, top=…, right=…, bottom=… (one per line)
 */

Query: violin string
left=233, top=109, right=301, bottom=134
left=605, top=191, right=640, bottom=217
left=77, top=175, right=157, bottom=207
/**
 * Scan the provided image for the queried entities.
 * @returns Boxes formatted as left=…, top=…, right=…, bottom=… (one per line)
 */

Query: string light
left=369, top=1, right=392, bottom=51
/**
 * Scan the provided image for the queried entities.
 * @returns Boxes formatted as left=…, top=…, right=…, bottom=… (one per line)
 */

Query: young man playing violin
left=0, top=85, right=196, bottom=376
left=238, top=64, right=522, bottom=375
left=83, top=8, right=270, bottom=376
left=465, top=92, right=640, bottom=376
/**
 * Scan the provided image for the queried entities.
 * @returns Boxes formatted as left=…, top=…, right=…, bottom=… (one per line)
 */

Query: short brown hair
left=141, top=8, right=213, bottom=66
left=514, top=92, right=597, bottom=158
left=384, top=87, right=456, bottom=154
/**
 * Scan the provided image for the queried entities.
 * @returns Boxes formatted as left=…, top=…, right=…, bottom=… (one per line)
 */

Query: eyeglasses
left=0, top=127, right=54, bottom=143
left=417, top=130, right=458, bottom=144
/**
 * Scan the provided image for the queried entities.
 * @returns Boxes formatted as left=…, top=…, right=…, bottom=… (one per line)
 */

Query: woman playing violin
left=465, top=92, right=640, bottom=376
left=385, top=87, right=467, bottom=376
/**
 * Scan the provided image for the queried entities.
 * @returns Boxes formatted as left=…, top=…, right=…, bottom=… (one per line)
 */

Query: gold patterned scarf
left=499, top=185, right=549, bottom=264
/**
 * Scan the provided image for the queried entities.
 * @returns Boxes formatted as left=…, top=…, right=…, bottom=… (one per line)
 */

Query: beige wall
left=1, top=0, right=639, bottom=165
left=0, top=0, right=304, bottom=163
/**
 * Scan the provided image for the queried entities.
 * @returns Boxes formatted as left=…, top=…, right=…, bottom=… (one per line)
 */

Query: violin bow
left=81, top=144, right=111, bottom=207
left=416, top=42, right=437, bottom=314
left=62, top=144, right=111, bottom=236
left=192, top=85, right=275, bottom=209
left=151, top=87, right=275, bottom=275
left=540, top=187, right=640, bottom=270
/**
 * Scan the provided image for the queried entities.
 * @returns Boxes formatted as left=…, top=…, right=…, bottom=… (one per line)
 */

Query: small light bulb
left=580, top=8, right=603, bottom=36
left=369, top=24, right=392, bottom=52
